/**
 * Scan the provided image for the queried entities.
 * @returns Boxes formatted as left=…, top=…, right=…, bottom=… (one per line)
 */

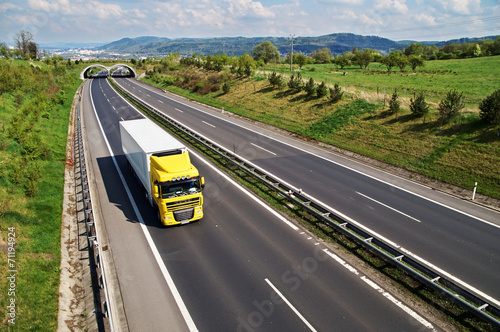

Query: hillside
left=99, top=33, right=498, bottom=57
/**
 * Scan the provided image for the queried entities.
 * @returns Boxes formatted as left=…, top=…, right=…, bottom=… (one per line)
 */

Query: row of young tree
left=142, top=48, right=500, bottom=125
left=252, top=41, right=426, bottom=72
left=388, top=88, right=500, bottom=125
left=251, top=37, right=500, bottom=72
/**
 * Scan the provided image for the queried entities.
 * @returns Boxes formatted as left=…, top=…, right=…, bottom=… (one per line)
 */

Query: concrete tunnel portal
left=81, top=64, right=137, bottom=79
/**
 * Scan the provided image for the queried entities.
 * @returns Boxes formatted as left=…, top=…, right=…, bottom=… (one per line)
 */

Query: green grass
left=141, top=58, right=500, bottom=199
left=124, top=77, right=498, bottom=331
left=0, top=59, right=83, bottom=332
left=263, top=56, right=500, bottom=107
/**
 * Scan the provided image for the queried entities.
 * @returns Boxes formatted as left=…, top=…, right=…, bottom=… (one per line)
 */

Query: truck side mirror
left=201, top=177, right=205, bottom=189
left=153, top=184, right=160, bottom=198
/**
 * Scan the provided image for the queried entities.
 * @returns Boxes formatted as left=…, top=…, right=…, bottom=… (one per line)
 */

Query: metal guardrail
left=74, top=103, right=113, bottom=331
left=111, top=78, right=500, bottom=329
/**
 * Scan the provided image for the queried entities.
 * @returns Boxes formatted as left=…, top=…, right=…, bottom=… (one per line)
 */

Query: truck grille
left=173, top=208, right=194, bottom=222
left=166, top=197, right=200, bottom=211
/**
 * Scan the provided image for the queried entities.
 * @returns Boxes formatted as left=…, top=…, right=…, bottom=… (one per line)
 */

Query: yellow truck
left=120, top=119, right=204, bottom=226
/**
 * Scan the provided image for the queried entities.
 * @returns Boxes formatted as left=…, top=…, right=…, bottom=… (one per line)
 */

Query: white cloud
left=414, top=13, right=437, bottom=26
left=91, top=1, right=124, bottom=19
left=0, top=3, right=18, bottom=11
left=221, top=0, right=275, bottom=19
left=315, top=0, right=364, bottom=5
left=374, top=0, right=408, bottom=14
left=332, top=9, right=358, bottom=21
left=437, top=0, right=482, bottom=14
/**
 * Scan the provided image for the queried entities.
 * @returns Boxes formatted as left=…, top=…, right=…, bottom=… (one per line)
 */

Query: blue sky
left=1, top=0, right=499, bottom=45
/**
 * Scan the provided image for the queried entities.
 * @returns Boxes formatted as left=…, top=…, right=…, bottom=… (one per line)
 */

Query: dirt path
left=57, top=88, right=86, bottom=332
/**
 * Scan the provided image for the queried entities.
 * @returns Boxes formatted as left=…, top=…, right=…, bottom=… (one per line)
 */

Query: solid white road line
left=89, top=80, right=199, bottom=332
left=356, top=191, right=422, bottom=223
left=322, top=249, right=435, bottom=331
left=114, top=78, right=500, bottom=308
left=122, top=79, right=499, bottom=228
left=251, top=143, right=277, bottom=156
left=109, top=78, right=444, bottom=329
left=265, top=279, right=317, bottom=332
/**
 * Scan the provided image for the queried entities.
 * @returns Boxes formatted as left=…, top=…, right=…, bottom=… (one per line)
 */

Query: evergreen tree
left=410, top=92, right=430, bottom=118
left=438, top=89, right=464, bottom=123
left=479, top=89, right=500, bottom=124
left=389, top=89, right=401, bottom=118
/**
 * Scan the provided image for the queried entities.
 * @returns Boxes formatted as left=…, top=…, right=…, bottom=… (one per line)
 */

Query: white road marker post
left=472, top=182, right=478, bottom=200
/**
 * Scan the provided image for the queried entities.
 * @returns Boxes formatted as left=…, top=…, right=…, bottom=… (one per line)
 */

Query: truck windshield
left=160, top=179, right=201, bottom=198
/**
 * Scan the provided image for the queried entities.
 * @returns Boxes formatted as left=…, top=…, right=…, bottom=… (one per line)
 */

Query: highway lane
left=114, top=77, right=500, bottom=306
left=85, top=77, right=439, bottom=331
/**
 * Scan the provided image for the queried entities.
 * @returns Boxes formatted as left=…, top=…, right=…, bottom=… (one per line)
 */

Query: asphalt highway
left=81, top=77, right=440, bottom=331
left=113, top=77, right=500, bottom=308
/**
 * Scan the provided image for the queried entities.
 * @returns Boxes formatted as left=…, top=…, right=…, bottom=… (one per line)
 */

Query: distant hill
left=40, top=42, right=107, bottom=49
left=98, top=33, right=498, bottom=57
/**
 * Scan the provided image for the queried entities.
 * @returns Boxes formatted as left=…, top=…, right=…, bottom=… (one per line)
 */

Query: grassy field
left=142, top=56, right=500, bottom=199
left=0, top=59, right=83, bottom=331
left=261, top=55, right=500, bottom=108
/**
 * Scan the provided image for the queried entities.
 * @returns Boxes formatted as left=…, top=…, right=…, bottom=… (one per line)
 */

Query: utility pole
left=290, top=34, right=295, bottom=71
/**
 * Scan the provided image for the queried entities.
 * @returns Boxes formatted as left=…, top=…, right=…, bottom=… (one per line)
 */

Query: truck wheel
left=156, top=208, right=162, bottom=223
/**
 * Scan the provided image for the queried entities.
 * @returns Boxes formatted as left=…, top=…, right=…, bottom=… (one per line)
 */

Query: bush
left=316, top=82, right=328, bottom=99
left=328, top=83, right=343, bottom=103
left=389, top=89, right=401, bottom=116
left=304, top=78, right=316, bottom=97
left=479, top=89, right=500, bottom=124
left=288, top=72, right=303, bottom=90
left=438, top=89, right=465, bottom=123
left=268, top=71, right=283, bottom=88
left=222, top=82, right=231, bottom=94
left=410, top=92, right=430, bottom=118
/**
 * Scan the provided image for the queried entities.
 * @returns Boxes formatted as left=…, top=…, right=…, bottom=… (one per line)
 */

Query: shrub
left=288, top=72, right=303, bottom=90
left=328, top=83, right=343, bottom=103
left=410, top=92, right=430, bottom=118
left=268, top=71, right=283, bottom=88
left=438, top=89, right=465, bottom=123
left=316, top=82, right=328, bottom=99
left=222, top=82, right=231, bottom=94
left=304, top=78, right=316, bottom=97
left=479, top=89, right=500, bottom=124
left=388, top=89, right=401, bottom=117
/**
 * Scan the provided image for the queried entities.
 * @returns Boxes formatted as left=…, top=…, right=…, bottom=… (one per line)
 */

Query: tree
left=410, top=92, right=429, bottom=118
left=288, top=72, right=303, bottom=90
left=316, top=81, right=328, bottom=98
left=389, top=89, right=401, bottom=118
left=395, top=56, right=408, bottom=72
left=404, top=42, right=424, bottom=56
left=238, top=53, right=254, bottom=77
left=304, top=78, right=316, bottom=97
left=334, top=55, right=349, bottom=70
left=295, top=53, right=308, bottom=68
left=438, top=89, right=465, bottom=123
left=311, top=47, right=333, bottom=64
left=0, top=43, right=8, bottom=58
left=352, top=49, right=374, bottom=69
left=252, top=41, right=279, bottom=64
left=268, top=71, right=283, bottom=88
left=408, top=55, right=425, bottom=71
left=328, top=83, right=343, bottom=103
left=14, top=30, right=37, bottom=59
left=380, top=54, right=397, bottom=72
left=479, top=89, right=500, bottom=124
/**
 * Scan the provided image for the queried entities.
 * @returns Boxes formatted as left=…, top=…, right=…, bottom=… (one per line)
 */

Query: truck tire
left=156, top=207, right=162, bottom=224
